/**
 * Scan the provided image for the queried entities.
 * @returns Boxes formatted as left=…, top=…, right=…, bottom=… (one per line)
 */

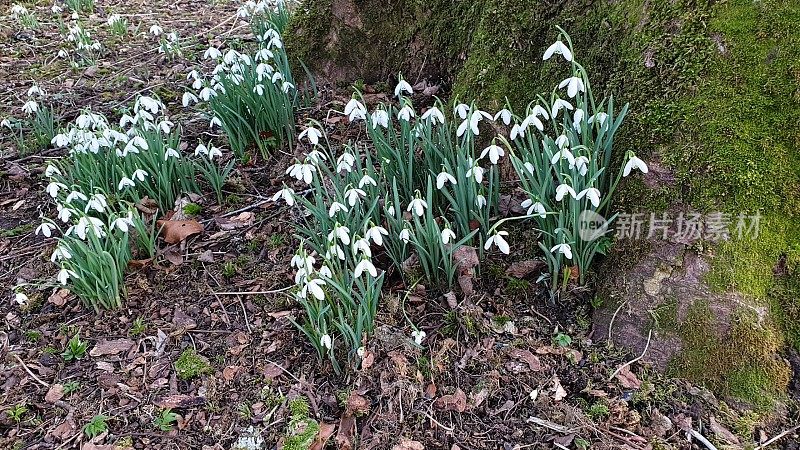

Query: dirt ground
left=1, top=1, right=798, bottom=449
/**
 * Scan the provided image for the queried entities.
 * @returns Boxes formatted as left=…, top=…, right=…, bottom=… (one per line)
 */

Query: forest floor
left=1, top=1, right=798, bottom=450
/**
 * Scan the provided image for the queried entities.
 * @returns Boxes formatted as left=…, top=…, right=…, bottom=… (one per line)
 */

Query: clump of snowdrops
left=9, top=4, right=39, bottom=29
left=2, top=85, right=58, bottom=155
left=271, top=30, right=648, bottom=370
left=38, top=95, right=234, bottom=310
left=60, top=20, right=102, bottom=65
left=185, top=20, right=296, bottom=160
left=503, top=27, right=647, bottom=292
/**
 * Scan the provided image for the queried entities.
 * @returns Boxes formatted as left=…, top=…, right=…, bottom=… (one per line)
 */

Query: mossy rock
left=286, top=0, right=800, bottom=405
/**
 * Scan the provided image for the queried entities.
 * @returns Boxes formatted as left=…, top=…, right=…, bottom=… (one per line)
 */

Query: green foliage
left=553, top=332, right=572, bottom=348
left=62, top=333, right=88, bottom=362
left=153, top=409, right=179, bottom=431
left=174, top=348, right=211, bottom=380
left=63, top=381, right=81, bottom=395
left=183, top=203, right=202, bottom=216
left=129, top=317, right=146, bottom=336
left=6, top=404, right=28, bottom=423
left=83, top=414, right=109, bottom=439
left=283, top=396, right=319, bottom=450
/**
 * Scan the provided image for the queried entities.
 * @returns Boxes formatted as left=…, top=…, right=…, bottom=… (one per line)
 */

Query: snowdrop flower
left=521, top=199, right=547, bottom=218
left=353, top=237, right=372, bottom=257
left=555, top=134, right=569, bottom=149
left=357, top=347, right=366, bottom=358
left=287, top=161, right=316, bottom=185
left=45, top=181, right=67, bottom=198
left=118, top=177, right=135, bottom=190
left=65, top=190, right=88, bottom=203
left=204, top=46, right=222, bottom=60
left=466, top=158, right=484, bottom=183
left=27, top=85, right=45, bottom=97
left=307, top=149, right=327, bottom=163
left=510, top=124, right=524, bottom=140
left=111, top=214, right=134, bottom=233
left=271, top=187, right=295, bottom=206
left=85, top=193, right=108, bottom=213
left=45, top=165, right=61, bottom=177
left=326, top=244, right=345, bottom=261
left=411, top=329, right=426, bottom=345
left=480, top=143, right=505, bottom=165
left=371, top=109, right=389, bottom=129
left=550, top=243, right=573, bottom=259
left=56, top=204, right=73, bottom=222
left=531, top=104, right=550, bottom=120
left=551, top=148, right=575, bottom=167
left=328, top=202, right=348, bottom=217
left=336, top=152, right=355, bottom=173
left=210, top=116, right=222, bottom=129
left=399, top=228, right=412, bottom=243
left=36, top=222, right=56, bottom=237
left=358, top=174, right=377, bottom=188
left=51, top=245, right=72, bottom=262
left=484, top=230, right=510, bottom=254
left=394, top=78, right=413, bottom=97
left=365, top=225, right=388, bottom=246
left=132, top=169, right=148, bottom=182
left=320, top=334, right=333, bottom=350
left=136, top=96, right=161, bottom=114
left=521, top=113, right=544, bottom=132
left=58, top=268, right=78, bottom=285
left=588, top=112, right=608, bottom=126
left=441, top=227, right=456, bottom=245
left=551, top=99, right=573, bottom=118
left=555, top=183, right=578, bottom=201
left=51, top=5, right=62, bottom=14
left=436, top=170, right=457, bottom=190
left=344, top=187, right=366, bottom=207
left=57, top=49, right=68, bottom=58
left=22, top=100, right=38, bottom=115
left=407, top=196, right=428, bottom=217
left=458, top=110, right=492, bottom=137
left=1, top=118, right=11, bottom=129
left=149, top=24, right=163, bottom=36
left=475, top=194, right=486, bottom=209
left=164, top=148, right=180, bottom=160
left=302, top=278, right=326, bottom=301
left=15, top=292, right=28, bottom=306
left=494, top=108, right=512, bottom=126
left=298, top=126, right=322, bottom=146
left=454, top=103, right=470, bottom=120
left=344, top=98, right=367, bottom=122
left=543, top=40, right=573, bottom=62
left=574, top=156, right=589, bottom=176
left=559, top=76, right=585, bottom=98
left=397, top=104, right=415, bottom=122
left=578, top=187, right=601, bottom=208
left=573, top=108, right=585, bottom=130
left=421, top=106, right=446, bottom=125
left=253, top=84, right=265, bottom=96
left=199, top=87, right=215, bottom=101
left=328, top=225, right=351, bottom=246
left=354, top=258, right=377, bottom=278
left=623, top=153, right=649, bottom=177
left=523, top=162, right=536, bottom=174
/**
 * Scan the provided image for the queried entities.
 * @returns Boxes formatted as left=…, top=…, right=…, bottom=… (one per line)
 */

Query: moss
left=667, top=300, right=790, bottom=407
left=284, top=397, right=319, bottom=450
left=175, top=348, right=211, bottom=380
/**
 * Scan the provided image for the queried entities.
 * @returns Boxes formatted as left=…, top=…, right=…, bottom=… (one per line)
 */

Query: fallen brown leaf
left=392, top=438, right=425, bottom=450
left=508, top=348, right=542, bottom=371
left=215, top=212, right=255, bottom=230
left=45, top=384, right=64, bottom=403
left=709, top=416, right=740, bottom=445
left=433, top=388, right=467, bottom=412
left=552, top=377, right=567, bottom=401
left=615, top=365, right=641, bottom=389
left=89, top=339, right=134, bottom=357
left=310, top=422, right=336, bottom=450
left=157, top=219, right=204, bottom=244
left=48, top=289, right=70, bottom=306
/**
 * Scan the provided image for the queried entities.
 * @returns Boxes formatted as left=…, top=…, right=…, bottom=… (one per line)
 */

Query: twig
left=608, top=300, right=627, bottom=342
left=213, top=286, right=292, bottom=295
left=526, top=416, right=574, bottom=434
left=608, top=329, right=652, bottom=381
left=237, top=295, right=252, bottom=334
left=756, top=424, right=800, bottom=449
left=414, top=409, right=455, bottom=432
left=263, top=358, right=302, bottom=384
left=12, top=354, right=49, bottom=388
left=689, top=429, right=719, bottom=450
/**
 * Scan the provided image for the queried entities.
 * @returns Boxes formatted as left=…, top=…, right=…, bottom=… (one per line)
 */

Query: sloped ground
left=1, top=1, right=799, bottom=450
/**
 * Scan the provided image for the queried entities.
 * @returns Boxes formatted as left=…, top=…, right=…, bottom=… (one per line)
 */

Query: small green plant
left=283, top=397, right=319, bottom=450
left=183, top=203, right=202, bottom=216
left=63, top=381, right=81, bottom=395
left=65, top=0, right=95, bottom=14
left=62, top=333, right=88, bottom=362
left=174, top=348, right=211, bottom=380
left=575, top=437, right=590, bottom=450
left=586, top=402, right=610, bottom=421
left=24, top=330, right=42, bottom=342
left=222, top=261, right=237, bottom=278
left=237, top=403, right=253, bottom=420
left=129, top=317, right=146, bottom=336
left=83, top=414, right=109, bottom=439
left=6, top=404, right=28, bottom=423
left=106, top=14, right=128, bottom=36
left=553, top=332, right=572, bottom=348
left=153, top=408, right=179, bottom=431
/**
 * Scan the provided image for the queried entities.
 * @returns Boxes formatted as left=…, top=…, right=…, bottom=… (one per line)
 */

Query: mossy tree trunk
left=287, top=0, right=800, bottom=405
